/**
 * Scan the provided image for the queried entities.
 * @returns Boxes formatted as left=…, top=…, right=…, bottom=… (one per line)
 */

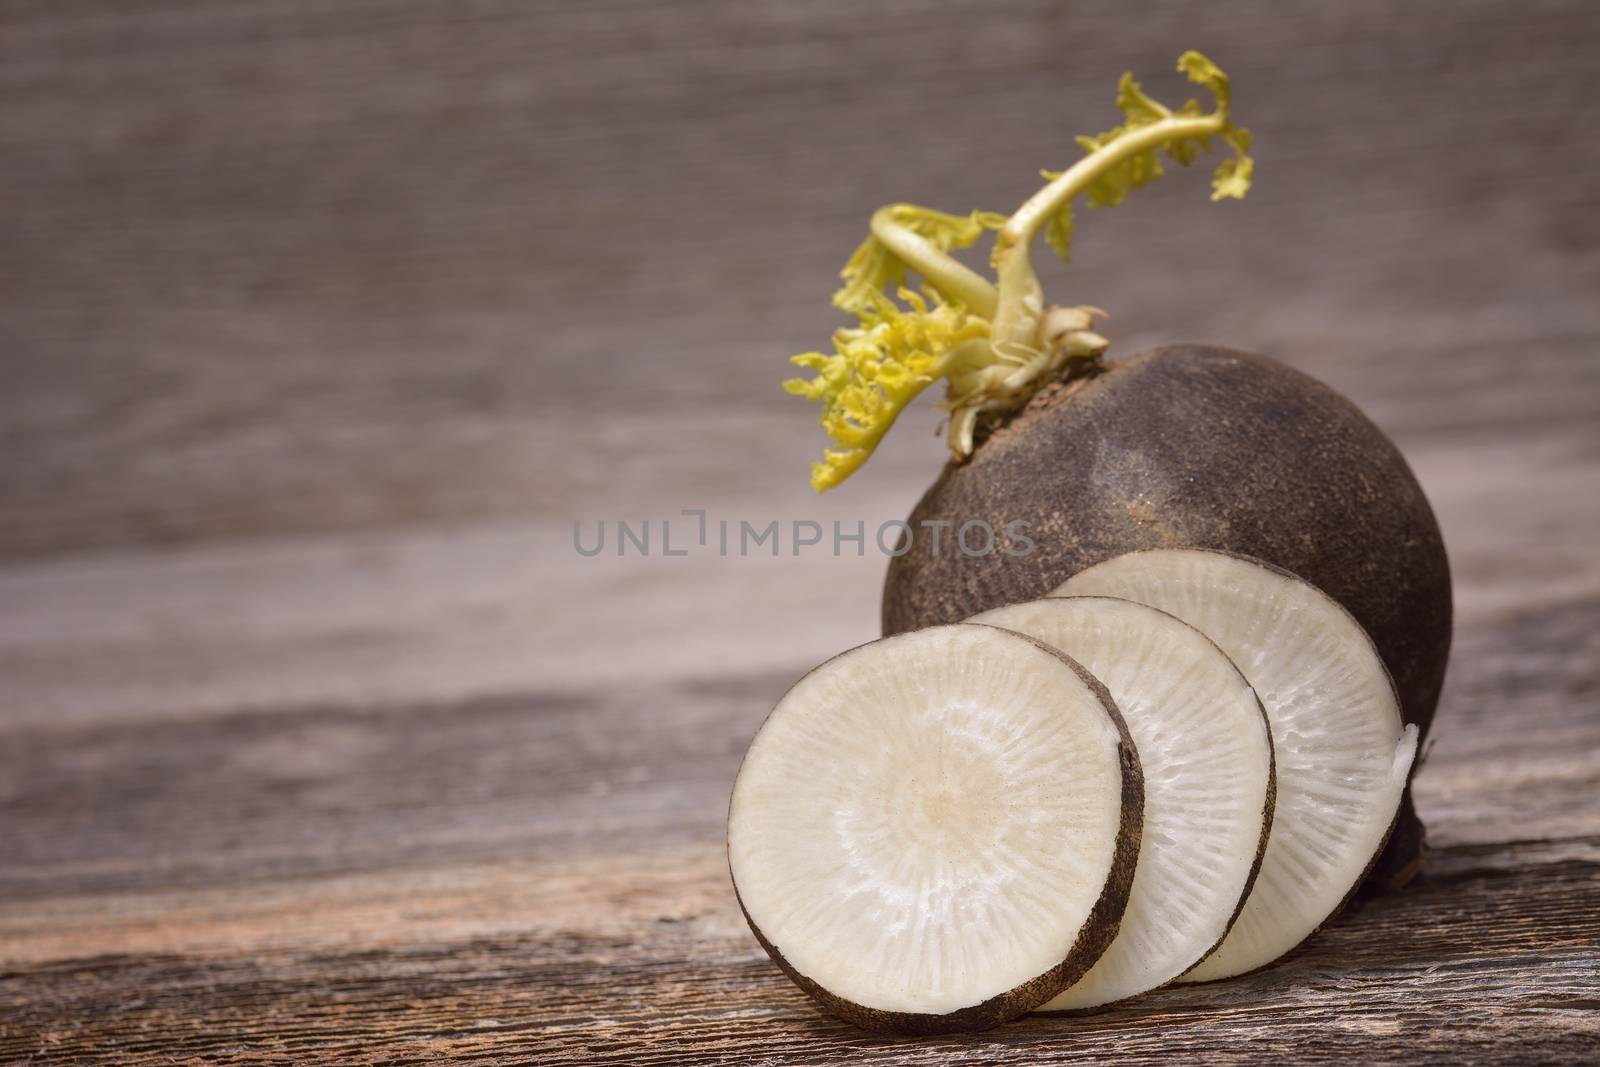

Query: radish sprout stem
left=785, top=50, right=1253, bottom=492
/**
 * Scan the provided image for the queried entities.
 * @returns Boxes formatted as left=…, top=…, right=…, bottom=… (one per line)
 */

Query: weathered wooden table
left=2, top=2, right=1597, bottom=1062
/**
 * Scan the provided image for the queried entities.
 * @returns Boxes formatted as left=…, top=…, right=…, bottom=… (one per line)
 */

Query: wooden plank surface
left=1, top=597, right=1597, bottom=1063
left=2, top=1, right=1599, bottom=1063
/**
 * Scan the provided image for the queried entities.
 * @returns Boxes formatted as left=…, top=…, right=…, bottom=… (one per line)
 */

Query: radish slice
left=727, top=624, right=1142, bottom=1034
left=1057, top=549, right=1418, bottom=980
left=969, top=596, right=1274, bottom=1009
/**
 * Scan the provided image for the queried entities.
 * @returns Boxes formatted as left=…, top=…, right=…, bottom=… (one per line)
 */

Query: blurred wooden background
left=2, top=1, right=1598, bottom=1062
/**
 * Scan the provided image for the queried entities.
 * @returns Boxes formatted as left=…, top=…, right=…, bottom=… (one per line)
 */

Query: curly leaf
left=788, top=50, right=1255, bottom=491
left=1045, top=199, right=1074, bottom=263
left=1211, top=154, right=1253, bottom=200
left=1115, top=72, right=1171, bottom=125
left=1032, top=51, right=1252, bottom=261
left=833, top=206, right=1004, bottom=313
left=786, top=287, right=989, bottom=491
left=1176, top=51, right=1253, bottom=199
left=1038, top=68, right=1200, bottom=259
left=1178, top=50, right=1231, bottom=114
left=1211, top=126, right=1254, bottom=199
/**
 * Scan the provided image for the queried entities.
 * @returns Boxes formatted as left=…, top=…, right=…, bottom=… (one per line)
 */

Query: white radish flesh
left=969, top=596, right=1274, bottom=1009
left=727, top=624, right=1142, bottom=1033
left=1057, top=549, right=1418, bottom=980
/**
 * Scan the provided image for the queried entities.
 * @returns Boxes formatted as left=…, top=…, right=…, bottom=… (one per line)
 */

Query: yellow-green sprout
left=785, top=50, right=1254, bottom=492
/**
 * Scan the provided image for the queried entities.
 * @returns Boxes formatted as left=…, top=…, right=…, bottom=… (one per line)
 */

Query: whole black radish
left=782, top=50, right=1448, bottom=889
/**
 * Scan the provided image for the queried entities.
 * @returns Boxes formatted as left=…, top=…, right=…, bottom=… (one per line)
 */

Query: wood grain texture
left=2, top=838, right=1598, bottom=1065
left=1, top=0, right=1598, bottom=1062
left=1, top=595, right=1596, bottom=1062
left=2, top=0, right=1599, bottom=559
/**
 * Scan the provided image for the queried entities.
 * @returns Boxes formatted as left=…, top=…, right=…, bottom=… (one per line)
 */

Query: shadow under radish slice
left=726, top=624, right=1143, bottom=1035
left=968, top=597, right=1275, bottom=1010
left=1056, top=549, right=1419, bottom=981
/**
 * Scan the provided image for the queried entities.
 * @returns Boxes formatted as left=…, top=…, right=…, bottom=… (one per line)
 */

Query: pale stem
left=1002, top=114, right=1224, bottom=248
left=993, top=113, right=1225, bottom=341
left=869, top=207, right=1000, bottom=318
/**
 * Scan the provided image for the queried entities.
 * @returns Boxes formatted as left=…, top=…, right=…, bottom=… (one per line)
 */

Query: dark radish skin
left=881, top=345, right=1450, bottom=888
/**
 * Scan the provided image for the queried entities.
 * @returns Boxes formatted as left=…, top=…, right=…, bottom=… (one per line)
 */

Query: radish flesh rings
left=727, top=624, right=1142, bottom=1034
left=968, top=596, right=1275, bottom=1009
left=1057, top=549, right=1419, bottom=980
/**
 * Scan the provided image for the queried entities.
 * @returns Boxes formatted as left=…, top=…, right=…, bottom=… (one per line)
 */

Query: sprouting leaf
left=1212, top=153, right=1254, bottom=200
left=833, top=206, right=1004, bottom=313
left=1115, top=73, right=1171, bottom=125
left=1036, top=50, right=1251, bottom=251
left=788, top=50, right=1255, bottom=491
left=1045, top=199, right=1074, bottom=262
left=1073, top=76, right=1170, bottom=214
left=1036, top=70, right=1193, bottom=257
left=834, top=236, right=904, bottom=316
left=1030, top=171, right=1079, bottom=262
left=786, top=287, right=990, bottom=491
left=1174, top=51, right=1254, bottom=199
left=1081, top=144, right=1165, bottom=209
left=1211, top=125, right=1254, bottom=199
left=1177, top=50, right=1231, bottom=113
